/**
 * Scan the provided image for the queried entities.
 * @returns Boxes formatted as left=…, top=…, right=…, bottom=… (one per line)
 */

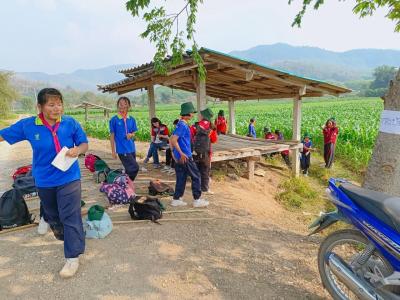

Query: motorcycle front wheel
left=318, top=229, right=394, bottom=300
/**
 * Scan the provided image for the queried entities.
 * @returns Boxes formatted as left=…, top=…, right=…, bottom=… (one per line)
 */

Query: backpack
left=84, top=212, right=113, bottom=239
left=13, top=172, right=37, bottom=195
left=12, top=165, right=32, bottom=180
left=85, top=154, right=101, bottom=173
left=0, top=189, right=33, bottom=230
left=193, top=124, right=211, bottom=154
left=148, top=180, right=174, bottom=196
left=128, top=197, right=163, bottom=223
left=106, top=169, right=124, bottom=184
left=100, top=174, right=135, bottom=205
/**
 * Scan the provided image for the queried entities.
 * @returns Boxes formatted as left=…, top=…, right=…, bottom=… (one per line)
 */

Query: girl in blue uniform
left=0, top=88, right=88, bottom=278
left=109, top=97, right=139, bottom=181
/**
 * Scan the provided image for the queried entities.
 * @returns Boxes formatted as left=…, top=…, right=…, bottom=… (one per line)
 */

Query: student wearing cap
left=322, top=118, right=339, bottom=168
left=264, top=127, right=276, bottom=140
left=301, top=133, right=313, bottom=175
left=247, top=118, right=256, bottom=138
left=0, top=88, right=88, bottom=278
left=109, top=97, right=139, bottom=181
left=214, top=110, right=228, bottom=135
left=192, top=107, right=218, bottom=194
left=169, top=102, right=208, bottom=208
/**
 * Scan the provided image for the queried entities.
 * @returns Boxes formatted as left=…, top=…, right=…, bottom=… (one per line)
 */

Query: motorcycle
left=310, top=178, right=400, bottom=299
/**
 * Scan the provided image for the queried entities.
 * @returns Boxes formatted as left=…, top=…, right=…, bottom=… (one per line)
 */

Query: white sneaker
left=37, top=217, right=49, bottom=235
left=141, top=167, right=148, bottom=172
left=171, top=199, right=187, bottom=207
left=167, top=169, right=176, bottom=175
left=193, top=199, right=209, bottom=208
left=161, top=166, right=171, bottom=172
left=203, top=190, right=214, bottom=195
left=59, top=257, right=79, bottom=278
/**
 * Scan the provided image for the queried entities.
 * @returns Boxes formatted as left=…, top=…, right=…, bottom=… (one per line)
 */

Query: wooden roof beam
left=205, top=56, right=340, bottom=96
left=220, top=91, right=323, bottom=101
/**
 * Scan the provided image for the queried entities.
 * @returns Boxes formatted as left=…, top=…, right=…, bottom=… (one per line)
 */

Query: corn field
left=75, top=97, right=382, bottom=171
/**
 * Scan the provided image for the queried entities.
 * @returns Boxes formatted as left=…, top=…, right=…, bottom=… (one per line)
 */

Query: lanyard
left=38, top=113, right=61, bottom=153
left=119, top=112, right=128, bottom=135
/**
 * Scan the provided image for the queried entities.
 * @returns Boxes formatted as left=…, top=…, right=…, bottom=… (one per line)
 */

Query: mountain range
left=11, top=43, right=400, bottom=91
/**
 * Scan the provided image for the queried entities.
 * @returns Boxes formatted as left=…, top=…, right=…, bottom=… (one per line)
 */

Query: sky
left=1, top=0, right=399, bottom=74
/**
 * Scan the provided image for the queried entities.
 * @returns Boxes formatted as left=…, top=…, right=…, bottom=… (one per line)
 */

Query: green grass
left=277, top=177, right=319, bottom=210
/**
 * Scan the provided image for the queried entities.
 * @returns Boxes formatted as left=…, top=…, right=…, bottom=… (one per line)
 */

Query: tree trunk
left=363, top=69, right=400, bottom=196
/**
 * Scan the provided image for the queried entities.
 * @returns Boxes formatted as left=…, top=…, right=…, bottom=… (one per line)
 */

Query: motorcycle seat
left=339, top=183, right=400, bottom=232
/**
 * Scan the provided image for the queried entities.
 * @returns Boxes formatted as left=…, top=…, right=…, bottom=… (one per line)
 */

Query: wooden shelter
left=75, top=101, right=111, bottom=122
left=98, top=48, right=350, bottom=176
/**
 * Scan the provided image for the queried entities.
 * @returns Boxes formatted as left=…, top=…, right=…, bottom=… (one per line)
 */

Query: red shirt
left=214, top=116, right=227, bottom=134
left=264, top=133, right=276, bottom=140
left=151, top=124, right=169, bottom=137
left=191, top=119, right=218, bottom=155
left=323, top=127, right=339, bottom=144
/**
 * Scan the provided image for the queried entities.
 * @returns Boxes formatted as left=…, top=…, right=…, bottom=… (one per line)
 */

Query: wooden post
left=147, top=85, right=156, bottom=119
left=246, top=156, right=259, bottom=180
left=292, top=95, right=302, bottom=177
left=196, top=73, right=206, bottom=117
left=228, top=100, right=236, bottom=134
left=84, top=105, right=88, bottom=122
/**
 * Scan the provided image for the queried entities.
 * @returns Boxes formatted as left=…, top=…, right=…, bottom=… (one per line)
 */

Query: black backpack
left=0, top=189, right=33, bottom=230
left=193, top=124, right=211, bottom=154
left=128, top=197, right=163, bottom=223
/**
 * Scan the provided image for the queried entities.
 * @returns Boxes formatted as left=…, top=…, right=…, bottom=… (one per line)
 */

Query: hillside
left=10, top=43, right=400, bottom=91
left=14, top=64, right=132, bottom=92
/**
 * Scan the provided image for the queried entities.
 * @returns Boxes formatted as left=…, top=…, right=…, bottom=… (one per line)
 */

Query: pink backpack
left=84, top=154, right=101, bottom=173
left=100, top=174, right=135, bottom=205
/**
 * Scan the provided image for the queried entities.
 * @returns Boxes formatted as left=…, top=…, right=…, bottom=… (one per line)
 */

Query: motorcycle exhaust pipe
left=326, top=252, right=382, bottom=300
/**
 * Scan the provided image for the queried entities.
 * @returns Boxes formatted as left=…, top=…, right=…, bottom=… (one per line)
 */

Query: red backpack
left=84, top=154, right=101, bottom=173
left=12, top=165, right=32, bottom=180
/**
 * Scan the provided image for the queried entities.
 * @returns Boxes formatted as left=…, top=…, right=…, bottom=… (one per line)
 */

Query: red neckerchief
left=38, top=113, right=62, bottom=153
left=118, top=112, right=128, bottom=135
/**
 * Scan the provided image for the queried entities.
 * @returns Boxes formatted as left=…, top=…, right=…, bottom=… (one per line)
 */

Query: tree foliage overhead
left=0, top=72, right=18, bottom=117
left=126, top=0, right=205, bottom=79
left=289, top=0, right=400, bottom=32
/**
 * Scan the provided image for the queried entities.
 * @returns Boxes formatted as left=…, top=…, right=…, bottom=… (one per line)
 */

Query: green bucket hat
left=263, top=127, right=271, bottom=133
left=88, top=205, right=105, bottom=221
left=303, top=132, right=311, bottom=139
left=218, top=110, right=224, bottom=117
left=200, top=107, right=214, bottom=121
left=180, top=102, right=197, bottom=116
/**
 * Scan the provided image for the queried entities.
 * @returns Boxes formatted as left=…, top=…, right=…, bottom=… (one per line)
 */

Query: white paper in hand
left=51, top=147, right=78, bottom=172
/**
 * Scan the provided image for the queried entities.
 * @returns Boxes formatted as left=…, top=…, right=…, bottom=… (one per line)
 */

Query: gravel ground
left=0, top=137, right=329, bottom=300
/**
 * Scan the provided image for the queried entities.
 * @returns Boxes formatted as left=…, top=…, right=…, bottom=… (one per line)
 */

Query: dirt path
left=0, top=138, right=329, bottom=299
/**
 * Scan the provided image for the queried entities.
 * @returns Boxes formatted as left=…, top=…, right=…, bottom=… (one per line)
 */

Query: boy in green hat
left=169, top=102, right=209, bottom=207
left=192, top=107, right=218, bottom=195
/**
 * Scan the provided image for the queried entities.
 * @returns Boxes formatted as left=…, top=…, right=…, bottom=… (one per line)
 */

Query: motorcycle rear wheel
left=318, top=229, right=396, bottom=300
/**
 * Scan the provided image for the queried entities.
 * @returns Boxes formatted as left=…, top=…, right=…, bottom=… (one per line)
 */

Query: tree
left=370, top=65, right=398, bottom=89
left=290, top=0, right=400, bottom=32
left=125, top=0, right=400, bottom=77
left=363, top=69, right=400, bottom=196
left=0, top=72, right=18, bottom=118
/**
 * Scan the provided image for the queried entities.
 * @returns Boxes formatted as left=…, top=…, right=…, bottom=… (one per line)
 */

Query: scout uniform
left=109, top=113, right=139, bottom=180
left=0, top=114, right=88, bottom=259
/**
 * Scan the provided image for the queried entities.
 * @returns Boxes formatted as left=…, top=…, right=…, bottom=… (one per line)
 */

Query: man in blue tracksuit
left=169, top=102, right=208, bottom=208
left=0, top=88, right=88, bottom=278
